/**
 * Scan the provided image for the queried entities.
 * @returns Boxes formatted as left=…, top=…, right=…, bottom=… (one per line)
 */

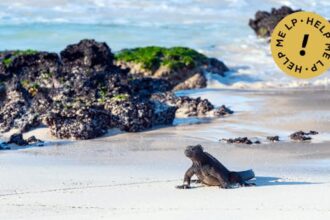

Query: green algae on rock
left=115, top=46, right=228, bottom=91
left=1, top=50, right=38, bottom=68
left=115, top=46, right=208, bottom=71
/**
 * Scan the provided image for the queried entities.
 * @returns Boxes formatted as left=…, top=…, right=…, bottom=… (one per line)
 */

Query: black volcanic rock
left=26, top=136, right=44, bottom=145
left=151, top=92, right=215, bottom=117
left=0, top=50, right=61, bottom=88
left=290, top=130, right=318, bottom=141
left=173, top=96, right=214, bottom=117
left=60, top=39, right=115, bottom=74
left=213, top=105, right=234, bottom=117
left=7, top=133, right=28, bottom=146
left=0, top=39, right=232, bottom=140
left=44, top=104, right=112, bottom=139
left=205, top=58, right=229, bottom=74
left=9, top=52, right=61, bottom=83
left=0, top=83, right=29, bottom=132
left=0, top=82, right=5, bottom=102
left=151, top=100, right=177, bottom=126
left=104, top=99, right=154, bottom=132
left=5, top=132, right=43, bottom=146
left=220, top=137, right=260, bottom=145
left=267, top=136, right=280, bottom=142
left=249, top=6, right=300, bottom=38
left=128, top=77, right=171, bottom=99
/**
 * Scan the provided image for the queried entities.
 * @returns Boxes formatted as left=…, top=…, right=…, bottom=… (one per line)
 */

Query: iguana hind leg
left=229, top=172, right=256, bottom=187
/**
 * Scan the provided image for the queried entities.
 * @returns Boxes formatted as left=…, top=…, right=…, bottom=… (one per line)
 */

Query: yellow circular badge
left=271, top=11, right=330, bottom=79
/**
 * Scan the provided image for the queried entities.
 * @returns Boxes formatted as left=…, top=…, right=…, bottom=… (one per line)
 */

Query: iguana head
left=184, top=144, right=204, bottom=161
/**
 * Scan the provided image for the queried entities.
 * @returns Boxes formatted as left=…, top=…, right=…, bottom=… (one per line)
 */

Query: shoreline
left=2, top=88, right=330, bottom=144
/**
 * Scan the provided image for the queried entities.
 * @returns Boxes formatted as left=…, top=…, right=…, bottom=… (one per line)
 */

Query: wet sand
left=0, top=89, right=330, bottom=219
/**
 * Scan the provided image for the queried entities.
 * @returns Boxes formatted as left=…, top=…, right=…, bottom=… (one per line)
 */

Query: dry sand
left=0, top=89, right=330, bottom=220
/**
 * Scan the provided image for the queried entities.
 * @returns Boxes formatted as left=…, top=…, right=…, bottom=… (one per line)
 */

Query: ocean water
left=0, top=0, right=329, bottom=89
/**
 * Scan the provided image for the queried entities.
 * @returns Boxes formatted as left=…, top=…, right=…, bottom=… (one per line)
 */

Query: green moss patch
left=97, top=86, right=108, bottom=104
left=1, top=49, right=38, bottom=68
left=2, top=58, right=13, bottom=68
left=12, top=49, right=38, bottom=57
left=111, top=93, right=130, bottom=102
left=115, top=46, right=207, bottom=71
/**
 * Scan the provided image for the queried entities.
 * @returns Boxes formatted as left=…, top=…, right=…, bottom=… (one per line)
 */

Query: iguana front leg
left=176, top=166, right=195, bottom=189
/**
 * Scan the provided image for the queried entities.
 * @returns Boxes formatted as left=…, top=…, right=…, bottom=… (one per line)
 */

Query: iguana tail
left=237, top=169, right=255, bottom=181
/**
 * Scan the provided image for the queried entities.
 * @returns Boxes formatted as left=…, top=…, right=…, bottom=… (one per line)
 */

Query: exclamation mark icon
left=299, top=34, right=309, bottom=56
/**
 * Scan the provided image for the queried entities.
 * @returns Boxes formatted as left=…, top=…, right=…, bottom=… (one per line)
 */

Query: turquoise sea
left=0, top=0, right=329, bottom=88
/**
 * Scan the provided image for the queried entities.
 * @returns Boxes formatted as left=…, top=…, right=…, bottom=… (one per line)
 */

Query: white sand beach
left=1, top=89, right=330, bottom=220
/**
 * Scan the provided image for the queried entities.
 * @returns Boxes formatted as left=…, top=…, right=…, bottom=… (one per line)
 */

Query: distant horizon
left=1, top=0, right=329, bottom=25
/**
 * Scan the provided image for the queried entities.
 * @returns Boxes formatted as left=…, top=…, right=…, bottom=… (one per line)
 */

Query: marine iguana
left=177, top=144, right=255, bottom=189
